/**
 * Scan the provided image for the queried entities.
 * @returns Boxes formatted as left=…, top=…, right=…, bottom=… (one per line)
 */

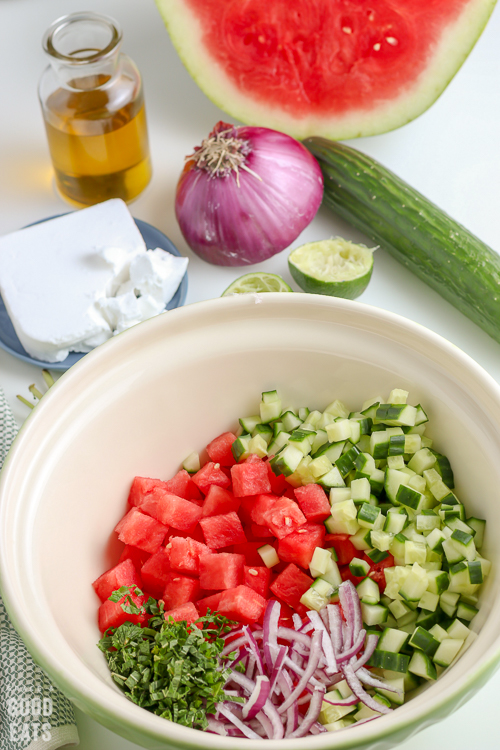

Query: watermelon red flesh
left=244, top=565, right=271, bottom=598
left=206, top=432, right=238, bottom=467
left=156, top=0, right=496, bottom=139
left=167, top=536, right=211, bottom=574
left=294, top=484, right=331, bottom=523
left=231, top=460, right=272, bottom=497
left=118, top=545, right=151, bottom=570
left=201, top=485, right=240, bottom=517
left=200, top=511, right=247, bottom=549
left=164, top=601, right=201, bottom=625
left=196, top=592, right=223, bottom=616
left=92, top=558, right=142, bottom=603
left=98, top=590, right=147, bottom=633
left=199, top=552, right=245, bottom=589
left=278, top=524, right=326, bottom=570
left=261, top=496, right=307, bottom=539
left=270, top=563, right=313, bottom=612
left=248, top=493, right=279, bottom=526
left=192, top=461, right=231, bottom=494
left=140, top=548, right=172, bottom=598
left=162, top=574, right=200, bottom=609
left=115, top=508, right=169, bottom=554
left=142, top=490, right=203, bottom=531
left=217, top=585, right=267, bottom=624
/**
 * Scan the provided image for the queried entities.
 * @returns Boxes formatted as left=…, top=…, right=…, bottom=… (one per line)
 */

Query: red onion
left=175, top=122, right=323, bottom=266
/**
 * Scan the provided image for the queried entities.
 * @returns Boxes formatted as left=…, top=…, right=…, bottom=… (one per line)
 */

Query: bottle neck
left=43, top=11, right=122, bottom=90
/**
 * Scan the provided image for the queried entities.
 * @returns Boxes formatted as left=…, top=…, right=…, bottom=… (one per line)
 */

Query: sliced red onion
left=242, top=625, right=264, bottom=675
left=337, top=628, right=367, bottom=663
left=277, top=626, right=313, bottom=649
left=327, top=604, right=344, bottom=654
left=288, top=686, right=325, bottom=738
left=321, top=691, right=360, bottom=707
left=351, top=633, right=379, bottom=671
left=175, top=122, right=324, bottom=266
left=343, top=664, right=392, bottom=715
left=262, top=600, right=280, bottom=672
left=217, top=704, right=262, bottom=739
left=310, top=722, right=328, bottom=734
left=283, top=656, right=325, bottom=688
left=357, top=667, right=403, bottom=695
left=269, top=644, right=288, bottom=695
left=221, top=634, right=247, bottom=657
left=278, top=671, right=298, bottom=736
left=242, top=674, right=271, bottom=720
left=206, top=717, right=227, bottom=736
left=277, top=631, right=323, bottom=714
left=254, top=710, right=273, bottom=739
left=339, top=581, right=363, bottom=646
left=306, top=611, right=338, bottom=674
left=261, top=699, right=285, bottom=740
left=292, top=613, right=302, bottom=630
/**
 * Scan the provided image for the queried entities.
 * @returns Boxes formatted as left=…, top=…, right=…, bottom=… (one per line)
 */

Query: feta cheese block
left=0, top=199, right=188, bottom=363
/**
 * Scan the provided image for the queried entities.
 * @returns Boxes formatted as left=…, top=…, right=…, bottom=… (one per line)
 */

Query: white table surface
left=1, top=1, right=500, bottom=748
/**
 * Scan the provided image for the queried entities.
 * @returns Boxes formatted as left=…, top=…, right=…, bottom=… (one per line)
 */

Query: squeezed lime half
left=222, top=272, right=293, bottom=296
left=288, top=238, right=374, bottom=299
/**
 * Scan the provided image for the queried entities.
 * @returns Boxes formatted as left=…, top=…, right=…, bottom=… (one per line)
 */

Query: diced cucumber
left=428, top=624, right=450, bottom=643
left=269, top=444, right=304, bottom=476
left=466, top=517, right=486, bottom=549
left=396, top=484, right=425, bottom=513
left=232, top=434, right=251, bottom=461
left=408, top=650, right=437, bottom=681
left=399, top=564, right=429, bottom=602
left=252, top=422, right=273, bottom=445
left=384, top=508, right=407, bottom=535
left=446, top=619, right=470, bottom=640
left=239, top=415, right=261, bottom=433
left=182, top=451, right=200, bottom=474
left=440, top=591, right=460, bottom=618
left=376, top=677, right=405, bottom=706
left=260, top=390, right=282, bottom=423
left=350, top=477, right=371, bottom=503
left=377, top=628, right=410, bottom=654
left=456, top=601, right=478, bottom=622
left=433, top=638, right=464, bottom=667
left=318, top=466, right=346, bottom=489
left=309, top=546, right=333, bottom=577
left=409, top=626, right=440, bottom=656
left=405, top=540, right=427, bottom=565
left=376, top=404, right=417, bottom=427
left=384, top=468, right=409, bottom=503
left=418, top=591, right=440, bottom=612
left=407, top=448, right=436, bottom=475
left=324, top=399, right=350, bottom=418
left=425, top=569, right=450, bottom=595
left=267, top=430, right=290, bottom=456
left=349, top=526, right=373, bottom=551
left=248, top=434, right=268, bottom=458
left=281, top=410, right=303, bottom=432
left=356, top=576, right=380, bottom=604
left=361, top=602, right=389, bottom=626
left=257, top=544, right=279, bottom=568
left=367, top=650, right=410, bottom=673
left=349, top=557, right=370, bottom=577
left=329, top=487, right=352, bottom=505
left=357, top=502, right=381, bottom=529
left=335, top=444, right=361, bottom=477
left=325, top=499, right=360, bottom=535
left=321, top=558, right=343, bottom=588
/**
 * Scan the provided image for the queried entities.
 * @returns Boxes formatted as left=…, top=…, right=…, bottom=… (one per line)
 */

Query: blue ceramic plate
left=0, top=216, right=188, bottom=371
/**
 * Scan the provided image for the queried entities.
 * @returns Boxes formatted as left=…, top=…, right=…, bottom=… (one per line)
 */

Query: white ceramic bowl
left=1, top=294, right=499, bottom=750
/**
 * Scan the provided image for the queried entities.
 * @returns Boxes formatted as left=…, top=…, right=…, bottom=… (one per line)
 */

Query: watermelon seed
left=386, top=37, right=398, bottom=46
left=342, top=27, right=352, bottom=34
left=373, top=43, right=381, bottom=51
left=248, top=569, right=258, bottom=576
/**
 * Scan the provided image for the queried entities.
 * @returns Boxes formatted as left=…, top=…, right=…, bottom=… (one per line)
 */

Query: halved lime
left=288, top=238, right=374, bottom=299
left=221, top=272, right=292, bottom=296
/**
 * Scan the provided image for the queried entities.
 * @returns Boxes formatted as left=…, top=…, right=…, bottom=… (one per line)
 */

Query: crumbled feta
left=0, top=199, right=188, bottom=362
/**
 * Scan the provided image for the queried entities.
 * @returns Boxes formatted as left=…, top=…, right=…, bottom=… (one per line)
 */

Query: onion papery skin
left=175, top=125, right=324, bottom=266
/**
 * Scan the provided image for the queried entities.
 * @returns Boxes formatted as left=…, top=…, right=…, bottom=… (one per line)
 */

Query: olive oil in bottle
left=39, top=12, right=152, bottom=206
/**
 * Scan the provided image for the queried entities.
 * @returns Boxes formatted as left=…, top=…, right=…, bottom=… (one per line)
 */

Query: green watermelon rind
left=155, top=0, right=497, bottom=140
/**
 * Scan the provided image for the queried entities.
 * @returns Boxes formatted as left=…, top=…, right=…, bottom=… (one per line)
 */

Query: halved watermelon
left=155, top=0, right=496, bottom=139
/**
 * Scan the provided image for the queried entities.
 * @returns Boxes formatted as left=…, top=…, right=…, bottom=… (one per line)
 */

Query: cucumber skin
left=303, top=138, right=500, bottom=345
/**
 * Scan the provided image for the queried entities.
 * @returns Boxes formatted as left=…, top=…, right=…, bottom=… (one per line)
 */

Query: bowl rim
left=1, top=292, right=500, bottom=749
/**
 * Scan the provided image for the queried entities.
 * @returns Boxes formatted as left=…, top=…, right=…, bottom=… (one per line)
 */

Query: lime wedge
left=221, top=272, right=292, bottom=296
left=288, top=238, right=374, bottom=299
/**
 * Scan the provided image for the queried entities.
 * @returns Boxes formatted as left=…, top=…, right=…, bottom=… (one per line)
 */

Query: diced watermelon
left=164, top=469, right=203, bottom=502
left=206, top=432, right=238, bottom=467
left=232, top=541, right=268, bottom=567
left=270, top=563, right=313, bottom=611
left=98, top=589, right=147, bottom=633
left=199, top=552, right=245, bottom=590
left=324, top=533, right=358, bottom=565
left=92, top=558, right=142, bottom=603
left=140, top=547, right=172, bottom=598
left=278, top=524, right=326, bottom=570
left=164, top=601, right=201, bottom=625
left=294, top=484, right=331, bottom=523
left=192, top=461, right=231, bottom=494
left=244, top=565, right=271, bottom=598
left=142, top=489, right=203, bottom=531
left=165, top=523, right=206, bottom=545
left=115, top=507, right=168, bottom=554
left=200, top=511, right=247, bottom=549
left=118, top=545, right=151, bottom=569
left=250, top=523, right=274, bottom=538
left=266, top=461, right=289, bottom=495
left=167, top=536, right=210, bottom=574
left=201, top=485, right=240, bottom=517
left=231, top=459, right=272, bottom=497
left=127, top=476, right=167, bottom=507
left=218, top=585, right=267, bottom=624
left=262, top=496, right=307, bottom=539
left=162, top=573, right=200, bottom=610
left=196, top=591, right=223, bottom=616
left=248, top=493, right=280, bottom=526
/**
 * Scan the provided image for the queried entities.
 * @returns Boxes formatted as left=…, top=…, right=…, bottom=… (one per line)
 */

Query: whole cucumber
left=304, top=137, right=500, bottom=345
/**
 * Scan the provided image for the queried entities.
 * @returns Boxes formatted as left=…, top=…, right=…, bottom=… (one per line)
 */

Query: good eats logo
left=6, top=695, right=53, bottom=743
